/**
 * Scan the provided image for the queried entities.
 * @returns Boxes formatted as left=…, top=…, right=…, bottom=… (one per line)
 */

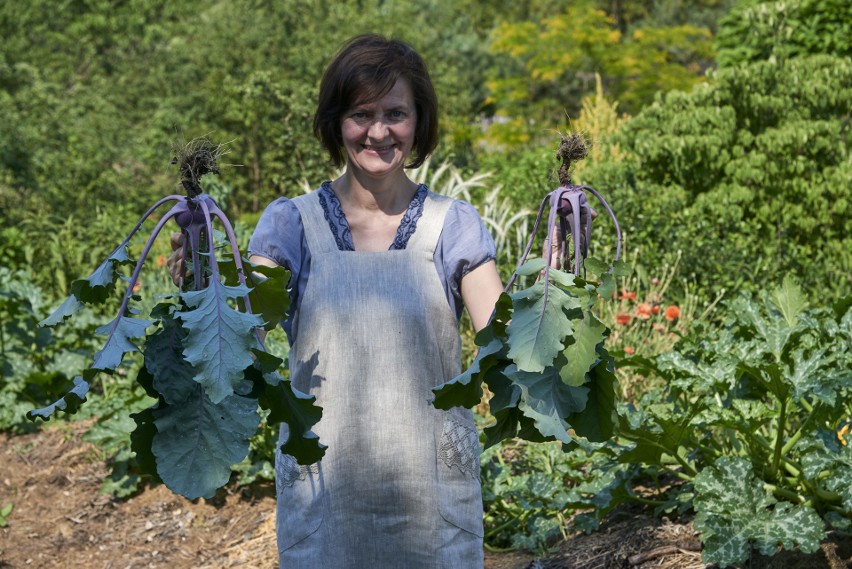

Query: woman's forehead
left=350, top=78, right=413, bottom=109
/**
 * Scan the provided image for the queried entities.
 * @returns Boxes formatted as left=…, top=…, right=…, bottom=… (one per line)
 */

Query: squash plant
left=570, top=277, right=852, bottom=566
left=28, top=138, right=324, bottom=499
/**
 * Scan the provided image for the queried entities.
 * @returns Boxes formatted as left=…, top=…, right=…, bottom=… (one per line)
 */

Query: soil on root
left=1, top=425, right=850, bottom=569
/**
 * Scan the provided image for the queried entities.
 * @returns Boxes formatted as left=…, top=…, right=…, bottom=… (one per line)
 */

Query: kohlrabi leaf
left=566, top=355, right=617, bottom=442
left=177, top=280, right=264, bottom=404
left=26, top=376, right=90, bottom=421
left=507, top=282, right=580, bottom=373
left=151, top=387, right=259, bottom=500
left=39, top=295, right=84, bottom=327
left=253, top=368, right=326, bottom=465
left=129, top=406, right=160, bottom=480
left=510, top=360, right=589, bottom=444
left=91, top=315, right=153, bottom=371
left=245, top=262, right=291, bottom=331
left=432, top=332, right=504, bottom=410
left=560, top=312, right=607, bottom=387
left=70, top=244, right=134, bottom=304
left=693, top=457, right=824, bottom=567
left=143, top=316, right=196, bottom=405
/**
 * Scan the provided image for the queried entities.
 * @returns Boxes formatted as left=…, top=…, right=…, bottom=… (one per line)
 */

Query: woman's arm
left=460, top=260, right=503, bottom=332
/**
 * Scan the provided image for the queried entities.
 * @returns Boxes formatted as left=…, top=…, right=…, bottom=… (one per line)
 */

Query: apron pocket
left=276, top=451, right=325, bottom=551
left=436, top=409, right=484, bottom=537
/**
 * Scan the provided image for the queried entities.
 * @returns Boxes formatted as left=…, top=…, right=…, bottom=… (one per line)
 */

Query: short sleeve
left=435, top=200, right=497, bottom=320
left=247, top=197, right=308, bottom=344
left=247, top=197, right=304, bottom=271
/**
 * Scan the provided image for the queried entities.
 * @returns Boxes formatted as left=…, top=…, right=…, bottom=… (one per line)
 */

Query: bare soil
left=1, top=424, right=850, bottom=569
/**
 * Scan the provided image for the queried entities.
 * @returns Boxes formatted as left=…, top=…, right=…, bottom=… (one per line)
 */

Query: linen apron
left=276, top=189, right=484, bottom=569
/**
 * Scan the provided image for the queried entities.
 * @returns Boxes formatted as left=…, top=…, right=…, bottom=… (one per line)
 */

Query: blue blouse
left=248, top=182, right=497, bottom=343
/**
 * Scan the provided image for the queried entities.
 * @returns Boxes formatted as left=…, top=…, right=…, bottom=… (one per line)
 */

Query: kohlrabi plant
left=432, top=132, right=625, bottom=448
left=29, top=138, right=324, bottom=499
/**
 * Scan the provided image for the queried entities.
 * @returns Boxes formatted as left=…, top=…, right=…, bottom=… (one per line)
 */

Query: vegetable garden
left=2, top=0, right=851, bottom=567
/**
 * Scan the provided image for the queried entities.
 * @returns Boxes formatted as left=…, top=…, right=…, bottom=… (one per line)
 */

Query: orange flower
left=624, top=346, right=635, bottom=355
left=619, top=290, right=637, bottom=301
left=651, top=305, right=660, bottom=315
left=665, top=305, right=681, bottom=321
left=616, top=313, right=632, bottom=325
left=635, top=303, right=653, bottom=320
left=157, top=255, right=167, bottom=268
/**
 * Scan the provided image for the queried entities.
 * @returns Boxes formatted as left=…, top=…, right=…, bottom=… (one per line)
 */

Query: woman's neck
left=332, top=168, right=418, bottom=215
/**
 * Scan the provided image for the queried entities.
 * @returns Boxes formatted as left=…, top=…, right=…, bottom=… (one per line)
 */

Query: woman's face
left=340, top=78, right=417, bottom=182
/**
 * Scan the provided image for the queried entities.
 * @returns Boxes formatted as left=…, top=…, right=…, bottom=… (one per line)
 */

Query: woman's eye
left=390, top=110, right=405, bottom=119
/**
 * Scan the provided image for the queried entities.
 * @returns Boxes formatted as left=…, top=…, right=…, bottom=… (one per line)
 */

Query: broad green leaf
left=39, top=295, right=84, bottom=327
left=799, top=431, right=852, bottom=512
left=91, top=315, right=153, bottom=371
left=618, top=401, right=700, bottom=466
left=507, top=282, right=580, bottom=372
left=219, top=256, right=292, bottom=331
left=152, top=387, right=259, bottom=500
left=515, top=257, right=546, bottom=276
left=510, top=362, right=588, bottom=444
left=483, top=407, right=523, bottom=449
left=611, top=259, right=631, bottom=277
left=26, top=376, right=90, bottom=421
left=177, top=281, right=264, bottom=404
left=566, top=355, right=617, bottom=442
left=70, top=244, right=134, bottom=304
left=560, top=312, right=606, bottom=386
left=694, top=457, right=824, bottom=567
left=432, top=332, right=504, bottom=410
left=144, top=317, right=196, bottom=405
left=129, top=406, right=160, bottom=480
left=583, top=257, right=609, bottom=276
left=597, top=272, right=616, bottom=300
left=253, top=369, right=326, bottom=465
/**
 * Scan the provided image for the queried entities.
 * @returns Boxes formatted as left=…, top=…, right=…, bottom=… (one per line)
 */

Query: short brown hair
left=313, top=34, right=438, bottom=169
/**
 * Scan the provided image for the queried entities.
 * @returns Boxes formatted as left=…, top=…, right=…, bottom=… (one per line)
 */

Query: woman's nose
left=367, top=118, right=389, bottom=139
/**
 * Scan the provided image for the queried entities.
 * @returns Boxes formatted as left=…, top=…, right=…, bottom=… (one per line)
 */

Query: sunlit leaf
left=177, top=281, right=264, bottom=404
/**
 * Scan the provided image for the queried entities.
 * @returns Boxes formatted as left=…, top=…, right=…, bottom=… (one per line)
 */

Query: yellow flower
left=838, top=423, right=851, bottom=446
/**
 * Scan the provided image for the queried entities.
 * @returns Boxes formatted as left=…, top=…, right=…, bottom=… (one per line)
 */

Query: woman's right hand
left=166, top=232, right=185, bottom=286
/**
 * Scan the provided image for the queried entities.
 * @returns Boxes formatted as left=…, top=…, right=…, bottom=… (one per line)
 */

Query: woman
left=190, top=34, right=502, bottom=567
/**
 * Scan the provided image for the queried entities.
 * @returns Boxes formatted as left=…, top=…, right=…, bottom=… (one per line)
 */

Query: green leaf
left=432, top=332, right=503, bottom=410
left=483, top=407, right=522, bottom=449
left=560, top=312, right=607, bottom=386
left=26, top=376, right=90, bottom=421
left=510, top=361, right=588, bottom=444
left=143, top=316, right=196, bottom=405
left=39, top=295, right=84, bottom=327
left=177, top=281, right=264, bottom=404
left=70, top=244, right=134, bottom=304
left=152, top=387, right=259, bottom=500
left=515, top=257, right=546, bottom=276
left=91, top=315, right=152, bottom=371
left=694, top=457, right=824, bottom=567
left=771, top=275, right=808, bottom=328
left=507, top=282, right=580, bottom=372
left=799, top=431, right=852, bottom=512
left=566, top=355, right=617, bottom=442
left=253, top=369, right=326, bottom=465
left=597, top=272, right=616, bottom=300
left=129, top=406, right=160, bottom=480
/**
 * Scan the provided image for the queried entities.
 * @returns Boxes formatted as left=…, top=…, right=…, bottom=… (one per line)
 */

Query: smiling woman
left=244, top=34, right=504, bottom=568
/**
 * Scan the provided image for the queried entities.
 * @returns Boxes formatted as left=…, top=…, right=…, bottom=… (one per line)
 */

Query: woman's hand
left=166, top=232, right=186, bottom=286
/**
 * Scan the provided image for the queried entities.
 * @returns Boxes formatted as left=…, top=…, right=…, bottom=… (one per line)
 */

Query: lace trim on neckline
left=318, top=181, right=427, bottom=251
